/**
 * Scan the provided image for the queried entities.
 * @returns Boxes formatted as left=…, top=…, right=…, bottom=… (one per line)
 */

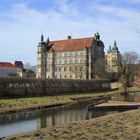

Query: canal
left=0, top=92, right=140, bottom=138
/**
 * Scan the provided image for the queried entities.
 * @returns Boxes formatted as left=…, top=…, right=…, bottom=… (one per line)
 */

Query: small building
left=15, top=61, right=24, bottom=69
left=21, top=69, right=35, bottom=78
left=106, top=41, right=122, bottom=73
left=0, top=62, right=22, bottom=77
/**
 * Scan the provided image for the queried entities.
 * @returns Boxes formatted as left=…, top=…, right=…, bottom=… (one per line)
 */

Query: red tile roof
left=0, top=62, right=16, bottom=68
left=48, top=37, right=94, bottom=52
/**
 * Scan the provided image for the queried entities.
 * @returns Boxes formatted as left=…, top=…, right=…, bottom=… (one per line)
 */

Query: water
left=0, top=92, right=140, bottom=138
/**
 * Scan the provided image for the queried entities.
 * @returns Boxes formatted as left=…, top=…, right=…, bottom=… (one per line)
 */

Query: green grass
left=0, top=86, right=140, bottom=114
left=4, top=109, right=140, bottom=140
left=0, top=96, right=72, bottom=114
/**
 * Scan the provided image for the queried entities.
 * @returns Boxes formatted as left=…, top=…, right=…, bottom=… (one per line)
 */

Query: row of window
left=47, top=74, right=85, bottom=79
left=0, top=69, right=16, bottom=76
left=47, top=66, right=85, bottom=72
left=47, top=59, right=85, bottom=65
left=47, top=51, right=86, bottom=58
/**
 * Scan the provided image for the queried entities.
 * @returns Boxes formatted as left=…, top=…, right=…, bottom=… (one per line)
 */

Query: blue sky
left=0, top=0, right=140, bottom=65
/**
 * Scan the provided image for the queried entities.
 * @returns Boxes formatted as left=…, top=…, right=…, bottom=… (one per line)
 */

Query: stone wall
left=0, top=78, right=111, bottom=97
left=110, top=82, right=122, bottom=89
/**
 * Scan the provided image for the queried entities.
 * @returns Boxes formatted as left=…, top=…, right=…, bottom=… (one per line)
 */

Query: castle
left=36, top=33, right=121, bottom=79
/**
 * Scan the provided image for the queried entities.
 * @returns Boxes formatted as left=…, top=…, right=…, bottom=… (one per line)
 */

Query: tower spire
left=41, top=34, right=44, bottom=42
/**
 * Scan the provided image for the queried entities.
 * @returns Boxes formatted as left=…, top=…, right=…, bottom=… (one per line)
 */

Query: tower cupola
left=95, top=32, right=100, bottom=40
left=41, top=34, right=44, bottom=42
left=112, top=40, right=118, bottom=51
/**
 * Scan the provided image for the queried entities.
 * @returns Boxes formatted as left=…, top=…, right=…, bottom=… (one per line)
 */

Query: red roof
left=48, top=37, right=94, bottom=52
left=0, top=62, right=16, bottom=68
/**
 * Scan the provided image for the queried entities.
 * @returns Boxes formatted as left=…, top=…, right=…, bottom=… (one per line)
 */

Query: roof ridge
left=50, top=36, right=94, bottom=42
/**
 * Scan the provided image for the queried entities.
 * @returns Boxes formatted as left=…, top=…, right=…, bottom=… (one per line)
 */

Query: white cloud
left=0, top=1, right=140, bottom=65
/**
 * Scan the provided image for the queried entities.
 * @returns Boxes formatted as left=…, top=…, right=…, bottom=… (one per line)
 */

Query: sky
left=0, top=0, right=140, bottom=65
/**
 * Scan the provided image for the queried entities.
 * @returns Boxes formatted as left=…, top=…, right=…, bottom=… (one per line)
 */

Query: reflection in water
left=0, top=92, right=140, bottom=137
left=112, top=92, right=140, bottom=102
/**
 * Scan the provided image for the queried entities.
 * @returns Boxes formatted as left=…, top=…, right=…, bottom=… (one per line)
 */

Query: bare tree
left=70, top=67, right=85, bottom=79
left=120, top=51, right=139, bottom=93
left=24, top=62, right=32, bottom=70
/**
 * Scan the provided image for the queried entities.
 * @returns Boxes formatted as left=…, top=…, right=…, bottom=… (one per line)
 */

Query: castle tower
left=36, top=34, right=47, bottom=78
left=106, top=41, right=122, bottom=73
left=91, top=32, right=105, bottom=78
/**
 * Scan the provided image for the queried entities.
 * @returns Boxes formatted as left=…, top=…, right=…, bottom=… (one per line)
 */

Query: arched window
left=64, top=67, right=66, bottom=71
left=69, top=67, right=72, bottom=71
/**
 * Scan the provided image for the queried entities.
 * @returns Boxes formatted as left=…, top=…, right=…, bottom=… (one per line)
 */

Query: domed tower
left=106, top=40, right=122, bottom=73
left=112, top=40, right=118, bottom=51
left=36, top=34, right=47, bottom=78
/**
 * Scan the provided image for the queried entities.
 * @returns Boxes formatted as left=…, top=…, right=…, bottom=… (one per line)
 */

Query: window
left=69, top=67, right=72, bottom=71
left=69, top=59, right=73, bottom=64
left=64, top=67, right=66, bottom=71
left=80, top=52, right=83, bottom=56
left=59, top=53, right=63, bottom=58
left=69, top=52, right=72, bottom=57
left=58, top=67, right=61, bottom=71
left=75, top=52, right=78, bottom=57
left=64, top=53, right=67, bottom=57
left=64, top=60, right=67, bottom=64
left=80, top=59, right=84, bottom=63
left=75, top=59, right=78, bottom=64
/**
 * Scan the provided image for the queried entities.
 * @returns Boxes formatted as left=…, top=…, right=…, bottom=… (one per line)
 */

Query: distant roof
left=0, top=62, right=15, bottom=68
left=15, top=61, right=23, bottom=65
left=48, top=37, right=95, bottom=52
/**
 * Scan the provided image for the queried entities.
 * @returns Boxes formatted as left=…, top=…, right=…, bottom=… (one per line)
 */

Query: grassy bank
left=4, top=109, right=140, bottom=140
left=0, top=91, right=114, bottom=115
left=0, top=86, right=140, bottom=115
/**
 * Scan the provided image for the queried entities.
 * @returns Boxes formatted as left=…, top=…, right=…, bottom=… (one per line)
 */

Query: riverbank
left=3, top=109, right=140, bottom=140
left=0, top=87, right=140, bottom=115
